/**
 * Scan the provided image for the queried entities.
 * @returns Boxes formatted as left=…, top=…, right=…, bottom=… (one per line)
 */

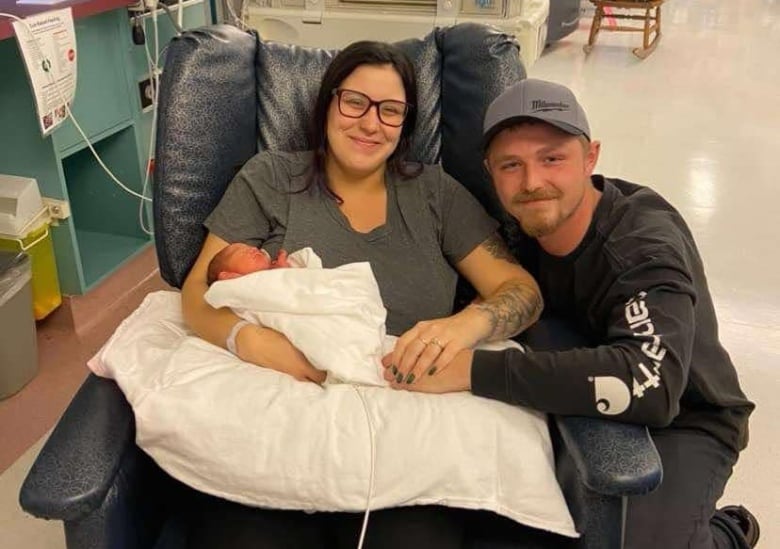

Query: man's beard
left=520, top=215, right=559, bottom=238
left=511, top=189, right=563, bottom=238
left=510, top=187, right=582, bottom=238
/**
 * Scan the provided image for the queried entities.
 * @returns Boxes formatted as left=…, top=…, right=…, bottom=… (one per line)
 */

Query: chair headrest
left=255, top=32, right=443, bottom=164
left=154, top=24, right=525, bottom=287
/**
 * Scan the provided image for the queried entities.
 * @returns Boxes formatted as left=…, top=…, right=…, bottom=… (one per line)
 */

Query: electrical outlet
left=138, top=76, right=158, bottom=110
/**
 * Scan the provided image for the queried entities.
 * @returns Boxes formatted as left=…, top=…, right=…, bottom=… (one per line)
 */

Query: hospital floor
left=1, top=0, right=778, bottom=546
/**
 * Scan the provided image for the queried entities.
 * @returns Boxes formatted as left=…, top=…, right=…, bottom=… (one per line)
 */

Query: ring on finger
left=429, top=337, right=444, bottom=349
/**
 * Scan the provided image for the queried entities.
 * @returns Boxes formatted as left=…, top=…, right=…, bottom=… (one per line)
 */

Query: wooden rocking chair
left=584, top=0, right=665, bottom=59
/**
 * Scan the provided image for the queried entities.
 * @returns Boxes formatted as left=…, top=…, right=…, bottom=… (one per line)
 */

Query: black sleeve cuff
left=471, top=349, right=514, bottom=404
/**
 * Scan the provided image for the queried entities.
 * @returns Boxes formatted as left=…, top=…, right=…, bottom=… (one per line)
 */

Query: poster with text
left=12, top=8, right=77, bottom=136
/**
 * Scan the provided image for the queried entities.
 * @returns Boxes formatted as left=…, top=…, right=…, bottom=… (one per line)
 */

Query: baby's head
left=207, top=243, right=274, bottom=286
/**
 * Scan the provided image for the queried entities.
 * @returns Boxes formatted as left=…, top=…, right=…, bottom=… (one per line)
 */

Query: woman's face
left=326, top=63, right=406, bottom=180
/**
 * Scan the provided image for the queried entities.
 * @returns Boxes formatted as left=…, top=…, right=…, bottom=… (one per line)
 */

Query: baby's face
left=220, top=243, right=273, bottom=276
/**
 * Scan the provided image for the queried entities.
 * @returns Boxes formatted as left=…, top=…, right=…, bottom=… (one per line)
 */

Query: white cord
left=138, top=20, right=161, bottom=236
left=153, top=7, right=160, bottom=83
left=0, top=12, right=153, bottom=205
left=350, top=385, right=376, bottom=549
left=135, top=12, right=178, bottom=236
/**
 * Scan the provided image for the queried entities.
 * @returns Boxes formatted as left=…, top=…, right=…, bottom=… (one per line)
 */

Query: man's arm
left=471, top=265, right=696, bottom=427
left=398, top=261, right=697, bottom=428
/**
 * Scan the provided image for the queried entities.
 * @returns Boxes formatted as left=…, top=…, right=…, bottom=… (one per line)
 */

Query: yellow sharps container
left=0, top=175, right=62, bottom=320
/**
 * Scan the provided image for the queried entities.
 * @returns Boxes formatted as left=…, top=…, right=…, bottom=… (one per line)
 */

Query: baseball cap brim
left=483, top=115, right=589, bottom=151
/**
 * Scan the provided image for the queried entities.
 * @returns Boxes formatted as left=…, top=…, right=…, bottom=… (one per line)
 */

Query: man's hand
left=236, top=324, right=326, bottom=383
left=382, top=349, right=474, bottom=394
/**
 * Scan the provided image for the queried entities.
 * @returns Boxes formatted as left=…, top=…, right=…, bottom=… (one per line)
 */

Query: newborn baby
left=204, top=246, right=388, bottom=386
left=207, top=243, right=292, bottom=285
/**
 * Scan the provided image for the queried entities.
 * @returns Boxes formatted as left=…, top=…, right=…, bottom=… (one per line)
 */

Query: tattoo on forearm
left=472, top=281, right=543, bottom=341
left=481, top=233, right=519, bottom=264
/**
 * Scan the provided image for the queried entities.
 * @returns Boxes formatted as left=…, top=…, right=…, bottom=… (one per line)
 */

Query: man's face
left=485, top=122, right=600, bottom=239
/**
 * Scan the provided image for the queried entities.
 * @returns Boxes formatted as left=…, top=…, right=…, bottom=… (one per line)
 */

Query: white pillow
left=90, top=291, right=578, bottom=538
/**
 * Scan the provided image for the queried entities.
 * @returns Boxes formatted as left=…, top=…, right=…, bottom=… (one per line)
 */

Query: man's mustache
left=511, top=190, right=561, bottom=204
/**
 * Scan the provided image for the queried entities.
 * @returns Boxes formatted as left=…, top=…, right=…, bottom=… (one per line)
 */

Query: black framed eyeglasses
left=332, top=89, right=412, bottom=127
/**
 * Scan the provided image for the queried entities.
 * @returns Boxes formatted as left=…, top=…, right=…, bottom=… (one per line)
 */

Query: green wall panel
left=51, top=10, right=133, bottom=155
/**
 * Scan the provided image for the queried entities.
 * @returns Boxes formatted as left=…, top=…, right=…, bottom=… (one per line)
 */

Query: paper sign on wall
left=11, top=8, right=77, bottom=136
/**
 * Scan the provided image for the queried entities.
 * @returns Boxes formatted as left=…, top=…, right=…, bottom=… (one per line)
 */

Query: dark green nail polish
left=428, top=366, right=437, bottom=376
left=396, top=373, right=403, bottom=383
left=391, top=365, right=398, bottom=375
left=405, top=373, right=415, bottom=384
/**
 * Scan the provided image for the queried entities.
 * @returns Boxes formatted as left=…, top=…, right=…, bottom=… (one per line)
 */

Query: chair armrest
left=554, top=415, right=662, bottom=497
left=521, top=318, right=663, bottom=497
left=19, top=375, right=136, bottom=521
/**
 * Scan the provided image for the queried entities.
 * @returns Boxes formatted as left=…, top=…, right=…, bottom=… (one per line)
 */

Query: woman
left=181, top=40, right=542, bottom=548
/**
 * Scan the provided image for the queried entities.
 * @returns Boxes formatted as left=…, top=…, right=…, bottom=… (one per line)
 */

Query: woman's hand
left=235, top=323, right=327, bottom=384
left=382, top=348, right=473, bottom=393
left=383, top=307, right=491, bottom=385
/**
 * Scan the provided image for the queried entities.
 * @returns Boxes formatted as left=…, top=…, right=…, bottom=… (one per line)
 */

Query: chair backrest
left=154, top=23, right=525, bottom=288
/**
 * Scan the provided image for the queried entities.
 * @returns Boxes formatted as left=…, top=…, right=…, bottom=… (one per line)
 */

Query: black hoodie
left=472, top=176, right=754, bottom=454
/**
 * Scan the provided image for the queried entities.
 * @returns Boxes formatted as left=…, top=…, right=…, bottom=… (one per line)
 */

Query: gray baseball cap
left=483, top=79, right=591, bottom=148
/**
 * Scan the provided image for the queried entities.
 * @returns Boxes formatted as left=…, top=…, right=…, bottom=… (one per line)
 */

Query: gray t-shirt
left=205, top=150, right=497, bottom=335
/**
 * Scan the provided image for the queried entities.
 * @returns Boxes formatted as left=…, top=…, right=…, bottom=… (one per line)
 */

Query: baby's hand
left=272, top=249, right=291, bottom=268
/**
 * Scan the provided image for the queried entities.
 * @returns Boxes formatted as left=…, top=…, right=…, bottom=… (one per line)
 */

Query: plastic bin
left=0, top=214, right=62, bottom=320
left=0, top=175, right=62, bottom=320
left=0, top=251, right=38, bottom=399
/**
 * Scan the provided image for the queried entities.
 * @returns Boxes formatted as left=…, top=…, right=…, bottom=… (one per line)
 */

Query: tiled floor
left=1, top=0, right=778, bottom=546
left=0, top=436, right=61, bottom=548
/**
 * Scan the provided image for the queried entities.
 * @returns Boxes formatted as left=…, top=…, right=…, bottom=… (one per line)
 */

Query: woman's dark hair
left=304, top=41, right=421, bottom=201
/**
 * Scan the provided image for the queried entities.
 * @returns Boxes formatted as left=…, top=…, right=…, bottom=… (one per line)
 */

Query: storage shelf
left=58, top=119, right=135, bottom=160
left=60, top=125, right=151, bottom=293
left=75, top=229, right=150, bottom=289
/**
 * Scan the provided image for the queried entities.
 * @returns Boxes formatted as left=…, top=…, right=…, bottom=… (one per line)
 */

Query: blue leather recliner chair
left=19, top=23, right=661, bottom=549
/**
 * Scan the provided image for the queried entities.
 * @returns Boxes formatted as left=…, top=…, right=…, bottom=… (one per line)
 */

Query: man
left=387, top=79, right=759, bottom=548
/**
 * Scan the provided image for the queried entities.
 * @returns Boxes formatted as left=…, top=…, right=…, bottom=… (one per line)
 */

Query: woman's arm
left=387, top=232, right=542, bottom=385
left=181, top=232, right=325, bottom=383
